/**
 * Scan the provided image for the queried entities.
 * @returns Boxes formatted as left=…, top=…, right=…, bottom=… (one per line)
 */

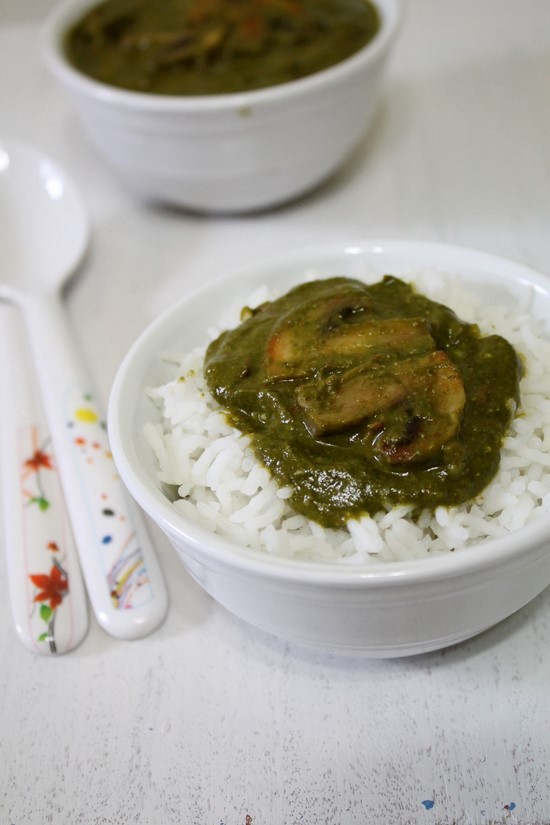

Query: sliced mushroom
left=371, top=351, right=466, bottom=464
left=266, top=311, right=434, bottom=381
left=265, top=287, right=372, bottom=379
left=295, top=365, right=408, bottom=437
left=295, top=349, right=466, bottom=464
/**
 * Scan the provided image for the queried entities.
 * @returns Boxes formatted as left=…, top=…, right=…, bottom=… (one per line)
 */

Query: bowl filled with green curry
left=43, top=0, right=401, bottom=212
left=108, top=240, right=550, bottom=657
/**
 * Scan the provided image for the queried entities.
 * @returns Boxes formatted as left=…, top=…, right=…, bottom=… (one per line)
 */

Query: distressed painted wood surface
left=1, top=1, right=550, bottom=823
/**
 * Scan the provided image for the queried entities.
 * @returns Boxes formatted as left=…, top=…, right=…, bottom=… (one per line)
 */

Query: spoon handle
left=23, top=293, right=168, bottom=640
left=0, top=303, right=89, bottom=654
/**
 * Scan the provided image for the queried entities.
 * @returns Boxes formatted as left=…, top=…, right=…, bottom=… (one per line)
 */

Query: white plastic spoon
left=0, top=138, right=168, bottom=640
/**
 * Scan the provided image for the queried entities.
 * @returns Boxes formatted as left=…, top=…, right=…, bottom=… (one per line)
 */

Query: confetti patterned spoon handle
left=0, top=304, right=88, bottom=654
left=22, top=291, right=168, bottom=639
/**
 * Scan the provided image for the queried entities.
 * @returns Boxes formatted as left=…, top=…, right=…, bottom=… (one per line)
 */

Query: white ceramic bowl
left=43, top=0, right=401, bottom=213
left=108, top=240, right=550, bottom=657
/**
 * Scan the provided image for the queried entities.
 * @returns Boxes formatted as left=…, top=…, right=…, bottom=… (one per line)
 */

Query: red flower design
left=47, top=541, right=59, bottom=552
left=25, top=449, right=53, bottom=472
left=29, top=566, right=68, bottom=609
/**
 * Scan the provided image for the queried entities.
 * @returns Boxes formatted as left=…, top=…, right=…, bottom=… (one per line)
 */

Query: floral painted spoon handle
left=0, top=303, right=88, bottom=654
left=23, top=293, right=169, bottom=640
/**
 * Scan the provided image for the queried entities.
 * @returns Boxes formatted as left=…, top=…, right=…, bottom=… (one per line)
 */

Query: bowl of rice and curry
left=43, top=0, right=401, bottom=212
left=108, top=241, right=550, bottom=656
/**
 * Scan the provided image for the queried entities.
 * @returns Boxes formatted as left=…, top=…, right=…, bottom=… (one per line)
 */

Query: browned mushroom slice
left=295, top=367, right=408, bottom=437
left=320, top=316, right=434, bottom=359
left=296, top=349, right=466, bottom=451
left=372, top=351, right=466, bottom=464
left=266, top=314, right=435, bottom=381
left=265, top=289, right=372, bottom=380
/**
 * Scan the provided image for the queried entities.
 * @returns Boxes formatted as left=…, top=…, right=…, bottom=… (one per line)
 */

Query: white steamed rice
left=144, top=272, right=550, bottom=564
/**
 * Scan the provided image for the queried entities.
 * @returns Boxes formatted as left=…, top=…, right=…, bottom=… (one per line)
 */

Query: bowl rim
left=108, top=238, right=550, bottom=588
left=42, top=0, right=402, bottom=112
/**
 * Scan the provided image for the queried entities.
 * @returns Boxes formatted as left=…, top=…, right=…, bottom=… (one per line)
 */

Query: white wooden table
left=1, top=2, right=550, bottom=822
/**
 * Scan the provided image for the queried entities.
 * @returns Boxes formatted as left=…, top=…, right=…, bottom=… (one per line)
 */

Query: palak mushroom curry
left=204, top=277, right=522, bottom=528
left=65, top=0, right=380, bottom=95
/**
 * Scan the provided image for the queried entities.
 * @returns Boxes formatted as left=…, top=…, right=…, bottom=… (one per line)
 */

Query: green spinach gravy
left=204, top=277, right=522, bottom=528
left=65, top=0, right=380, bottom=95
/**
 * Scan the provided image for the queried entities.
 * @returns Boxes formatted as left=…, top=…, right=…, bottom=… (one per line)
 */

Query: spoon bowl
left=0, top=141, right=88, bottom=295
left=0, top=138, right=168, bottom=639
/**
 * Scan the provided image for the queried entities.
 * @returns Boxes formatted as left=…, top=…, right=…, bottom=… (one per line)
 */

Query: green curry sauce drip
left=65, top=0, right=380, bottom=95
left=204, top=277, right=522, bottom=529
